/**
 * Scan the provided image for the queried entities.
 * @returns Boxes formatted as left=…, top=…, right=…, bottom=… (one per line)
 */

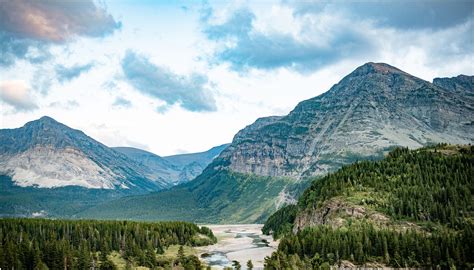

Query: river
left=198, top=224, right=278, bottom=270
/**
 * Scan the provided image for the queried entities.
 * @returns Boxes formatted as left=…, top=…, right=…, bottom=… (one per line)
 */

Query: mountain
left=0, top=116, right=165, bottom=190
left=80, top=63, right=474, bottom=223
left=163, top=144, right=229, bottom=169
left=0, top=117, right=229, bottom=218
left=112, top=147, right=183, bottom=185
left=217, top=63, right=473, bottom=179
left=433, top=74, right=474, bottom=94
left=263, top=145, right=474, bottom=268
left=113, top=144, right=229, bottom=185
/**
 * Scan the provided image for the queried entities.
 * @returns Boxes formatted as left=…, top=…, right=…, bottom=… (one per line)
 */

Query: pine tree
left=246, top=260, right=253, bottom=270
left=232, top=260, right=241, bottom=270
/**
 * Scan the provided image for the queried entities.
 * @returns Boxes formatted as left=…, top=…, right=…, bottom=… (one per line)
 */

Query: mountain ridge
left=0, top=116, right=164, bottom=190
left=215, top=62, right=473, bottom=179
left=80, top=62, right=474, bottom=222
left=113, top=144, right=229, bottom=185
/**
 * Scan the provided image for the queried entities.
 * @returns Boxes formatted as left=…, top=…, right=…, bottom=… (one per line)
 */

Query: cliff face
left=0, top=116, right=163, bottom=190
left=433, top=74, right=474, bottom=94
left=78, top=63, right=473, bottom=223
left=216, top=63, right=474, bottom=179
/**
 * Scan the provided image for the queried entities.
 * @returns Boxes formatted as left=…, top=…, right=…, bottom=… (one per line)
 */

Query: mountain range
left=0, top=62, right=472, bottom=221
left=113, top=144, right=228, bottom=186
left=0, top=119, right=227, bottom=217
left=77, top=63, right=473, bottom=222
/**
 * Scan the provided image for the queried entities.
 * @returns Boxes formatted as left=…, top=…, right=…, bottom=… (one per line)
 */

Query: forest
left=0, top=218, right=216, bottom=269
left=263, top=144, right=474, bottom=268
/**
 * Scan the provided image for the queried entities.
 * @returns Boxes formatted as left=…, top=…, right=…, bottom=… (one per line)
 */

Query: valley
left=1, top=1, right=473, bottom=269
left=0, top=63, right=473, bottom=269
left=198, top=224, right=277, bottom=269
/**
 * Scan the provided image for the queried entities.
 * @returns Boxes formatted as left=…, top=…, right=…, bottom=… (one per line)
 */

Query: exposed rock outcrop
left=216, top=63, right=474, bottom=179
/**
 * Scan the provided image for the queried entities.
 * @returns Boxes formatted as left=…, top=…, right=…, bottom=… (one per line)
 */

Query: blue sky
left=0, top=0, right=473, bottom=155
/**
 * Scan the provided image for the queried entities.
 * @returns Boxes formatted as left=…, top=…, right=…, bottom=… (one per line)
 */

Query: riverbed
left=198, top=224, right=278, bottom=269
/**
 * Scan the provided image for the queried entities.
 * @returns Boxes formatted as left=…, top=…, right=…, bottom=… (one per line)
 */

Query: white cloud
left=0, top=80, right=38, bottom=111
left=0, top=1, right=472, bottom=155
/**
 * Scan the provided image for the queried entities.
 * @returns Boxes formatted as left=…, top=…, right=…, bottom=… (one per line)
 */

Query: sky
left=0, top=0, right=473, bottom=156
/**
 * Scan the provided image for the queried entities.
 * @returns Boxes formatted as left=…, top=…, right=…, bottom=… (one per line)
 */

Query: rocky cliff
left=433, top=74, right=474, bottom=94
left=0, top=116, right=164, bottom=190
left=216, top=63, right=474, bottom=179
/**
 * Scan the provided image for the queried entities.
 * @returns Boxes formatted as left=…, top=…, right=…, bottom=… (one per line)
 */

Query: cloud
left=49, top=100, right=79, bottom=109
left=201, top=3, right=473, bottom=73
left=202, top=7, right=374, bottom=72
left=0, top=80, right=38, bottom=111
left=112, top=97, right=132, bottom=108
left=291, top=1, right=473, bottom=30
left=55, top=63, right=94, bottom=83
left=121, top=50, right=217, bottom=112
left=0, top=0, right=121, bottom=67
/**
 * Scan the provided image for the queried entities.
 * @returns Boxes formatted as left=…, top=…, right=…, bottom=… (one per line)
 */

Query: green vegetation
left=265, top=221, right=473, bottom=268
left=80, top=168, right=299, bottom=223
left=247, top=260, right=254, bottom=270
left=261, top=205, right=298, bottom=238
left=0, top=218, right=216, bottom=269
left=0, top=175, right=134, bottom=217
left=232, top=260, right=242, bottom=270
left=264, top=144, right=474, bottom=268
left=299, top=145, right=473, bottom=228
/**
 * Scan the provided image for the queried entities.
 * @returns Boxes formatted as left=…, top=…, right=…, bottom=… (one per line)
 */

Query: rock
left=215, top=63, right=474, bottom=180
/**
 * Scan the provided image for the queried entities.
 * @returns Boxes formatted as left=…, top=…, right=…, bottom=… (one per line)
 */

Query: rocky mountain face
left=433, top=74, right=474, bottom=94
left=0, top=116, right=228, bottom=192
left=215, top=63, right=474, bottom=179
left=81, top=62, right=474, bottom=223
left=114, top=144, right=228, bottom=185
left=0, top=116, right=166, bottom=191
left=113, top=147, right=182, bottom=186
left=163, top=144, right=229, bottom=183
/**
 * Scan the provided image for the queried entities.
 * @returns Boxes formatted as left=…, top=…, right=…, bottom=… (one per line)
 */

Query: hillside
left=0, top=117, right=227, bottom=218
left=433, top=74, right=474, bottom=95
left=79, top=166, right=296, bottom=223
left=80, top=63, right=474, bottom=223
left=0, top=116, right=163, bottom=190
left=113, top=147, right=181, bottom=185
left=163, top=144, right=229, bottom=184
left=263, top=145, right=474, bottom=268
left=0, top=218, right=216, bottom=270
left=114, top=144, right=229, bottom=185
left=217, top=63, right=473, bottom=179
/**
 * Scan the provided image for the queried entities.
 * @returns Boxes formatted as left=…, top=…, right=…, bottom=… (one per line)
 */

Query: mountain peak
left=38, top=115, right=57, bottom=122
left=350, top=62, right=409, bottom=77
left=26, top=116, right=64, bottom=129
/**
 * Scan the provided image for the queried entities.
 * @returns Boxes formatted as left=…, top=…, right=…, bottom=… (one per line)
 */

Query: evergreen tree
left=246, top=260, right=253, bottom=270
left=232, top=260, right=241, bottom=270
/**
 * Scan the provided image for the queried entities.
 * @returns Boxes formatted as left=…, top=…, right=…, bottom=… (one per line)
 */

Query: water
left=201, top=251, right=232, bottom=268
left=199, top=224, right=277, bottom=269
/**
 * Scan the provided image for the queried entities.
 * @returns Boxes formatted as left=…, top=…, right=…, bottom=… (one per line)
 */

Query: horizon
left=2, top=60, right=466, bottom=157
left=1, top=0, right=473, bottom=155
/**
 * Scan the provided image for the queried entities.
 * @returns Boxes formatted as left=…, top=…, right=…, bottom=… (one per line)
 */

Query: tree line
left=0, top=218, right=216, bottom=269
left=265, top=221, right=473, bottom=268
left=263, top=144, right=474, bottom=268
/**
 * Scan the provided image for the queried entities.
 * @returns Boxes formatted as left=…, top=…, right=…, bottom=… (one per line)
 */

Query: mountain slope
left=217, top=62, right=473, bottom=179
left=114, top=144, right=229, bottom=185
left=113, top=147, right=182, bottom=185
left=263, top=145, right=474, bottom=268
left=80, top=63, right=474, bottom=223
left=0, top=116, right=163, bottom=190
left=79, top=166, right=296, bottom=223
left=163, top=144, right=229, bottom=167
left=433, top=74, right=474, bottom=94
